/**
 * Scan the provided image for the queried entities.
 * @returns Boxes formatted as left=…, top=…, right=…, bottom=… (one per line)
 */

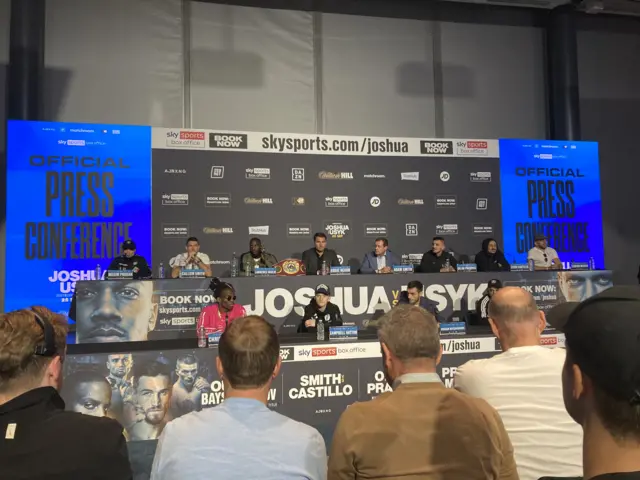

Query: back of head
left=377, top=304, right=440, bottom=362
left=488, top=287, right=539, bottom=341
left=0, top=307, right=68, bottom=397
left=219, top=316, right=279, bottom=389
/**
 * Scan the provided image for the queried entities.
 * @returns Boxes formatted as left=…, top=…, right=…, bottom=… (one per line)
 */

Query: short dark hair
left=249, top=237, right=261, bottom=245
left=133, top=360, right=172, bottom=388
left=314, top=232, right=327, bottom=241
left=61, top=369, right=110, bottom=400
left=375, top=238, right=389, bottom=247
left=407, top=280, right=423, bottom=291
left=209, top=277, right=234, bottom=298
left=219, top=316, right=279, bottom=389
left=186, top=237, right=199, bottom=245
left=566, top=349, right=640, bottom=442
left=176, top=354, right=197, bottom=365
left=432, top=236, right=445, bottom=243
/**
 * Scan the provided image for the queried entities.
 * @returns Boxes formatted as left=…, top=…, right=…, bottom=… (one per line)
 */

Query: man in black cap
left=527, top=234, right=561, bottom=270
left=475, top=279, right=503, bottom=322
left=298, top=284, right=343, bottom=333
left=106, top=240, right=152, bottom=280
left=547, top=286, right=640, bottom=480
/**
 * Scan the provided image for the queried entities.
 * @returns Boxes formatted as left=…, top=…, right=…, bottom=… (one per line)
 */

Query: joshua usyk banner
left=6, top=121, right=152, bottom=314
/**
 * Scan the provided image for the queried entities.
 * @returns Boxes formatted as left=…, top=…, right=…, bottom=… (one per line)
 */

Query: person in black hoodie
left=298, top=284, right=343, bottom=333
left=475, top=238, right=510, bottom=272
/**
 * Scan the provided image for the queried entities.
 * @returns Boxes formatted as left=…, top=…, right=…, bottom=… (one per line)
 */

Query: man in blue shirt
left=360, top=238, right=401, bottom=274
left=150, top=316, right=327, bottom=480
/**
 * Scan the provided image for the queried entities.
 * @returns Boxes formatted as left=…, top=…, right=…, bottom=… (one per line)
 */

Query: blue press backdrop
left=499, top=139, right=603, bottom=266
left=6, top=121, right=152, bottom=315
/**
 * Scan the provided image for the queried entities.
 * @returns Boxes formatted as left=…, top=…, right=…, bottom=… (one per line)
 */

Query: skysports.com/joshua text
left=261, top=135, right=408, bottom=155
left=159, top=306, right=200, bottom=316
left=440, top=339, right=482, bottom=353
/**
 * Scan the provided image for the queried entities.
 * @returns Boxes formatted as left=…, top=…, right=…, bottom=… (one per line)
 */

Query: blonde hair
left=0, top=306, right=68, bottom=393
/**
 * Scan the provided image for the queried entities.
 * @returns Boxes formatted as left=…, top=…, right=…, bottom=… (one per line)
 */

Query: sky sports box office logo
left=166, top=130, right=206, bottom=148
left=209, top=133, right=248, bottom=149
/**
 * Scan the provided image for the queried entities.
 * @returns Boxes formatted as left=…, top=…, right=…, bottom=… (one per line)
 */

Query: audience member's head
left=405, top=280, right=424, bottom=305
left=377, top=304, right=441, bottom=387
left=548, top=286, right=640, bottom=465
left=488, top=287, right=546, bottom=351
left=217, top=316, right=280, bottom=397
left=61, top=370, right=112, bottom=417
left=0, top=307, right=68, bottom=402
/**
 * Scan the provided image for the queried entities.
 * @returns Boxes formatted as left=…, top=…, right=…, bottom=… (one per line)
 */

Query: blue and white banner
left=499, top=139, right=603, bottom=267
left=6, top=121, right=152, bottom=315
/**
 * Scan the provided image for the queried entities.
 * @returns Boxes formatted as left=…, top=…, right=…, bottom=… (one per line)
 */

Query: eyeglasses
left=224, top=295, right=236, bottom=301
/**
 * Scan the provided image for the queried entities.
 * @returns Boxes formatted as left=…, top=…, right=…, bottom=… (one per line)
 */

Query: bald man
left=455, top=288, right=583, bottom=480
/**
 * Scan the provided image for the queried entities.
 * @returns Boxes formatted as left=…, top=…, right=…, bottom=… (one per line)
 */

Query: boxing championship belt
left=274, top=258, right=306, bottom=276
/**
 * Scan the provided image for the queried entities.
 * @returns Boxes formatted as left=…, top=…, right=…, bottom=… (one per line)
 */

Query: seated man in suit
left=328, top=304, right=518, bottom=480
left=301, top=232, right=340, bottom=275
left=359, top=238, right=401, bottom=274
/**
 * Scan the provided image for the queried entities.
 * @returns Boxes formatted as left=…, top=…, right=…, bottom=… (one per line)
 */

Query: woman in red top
left=197, top=278, right=246, bottom=333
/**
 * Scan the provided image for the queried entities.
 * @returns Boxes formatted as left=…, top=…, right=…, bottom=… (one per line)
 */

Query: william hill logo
left=244, top=197, right=273, bottom=205
left=318, top=171, right=353, bottom=180
left=420, top=141, right=453, bottom=155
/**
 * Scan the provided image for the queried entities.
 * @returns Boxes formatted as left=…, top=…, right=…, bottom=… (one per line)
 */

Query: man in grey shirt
left=150, top=316, right=327, bottom=480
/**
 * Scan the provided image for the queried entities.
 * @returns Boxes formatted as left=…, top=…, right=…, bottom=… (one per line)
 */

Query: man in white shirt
left=170, top=236, right=212, bottom=278
left=527, top=234, right=561, bottom=270
left=455, top=287, right=582, bottom=480
left=150, top=316, right=327, bottom=480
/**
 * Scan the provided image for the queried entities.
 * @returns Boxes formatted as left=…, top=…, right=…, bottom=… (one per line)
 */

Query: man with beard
left=75, top=281, right=158, bottom=343
left=128, top=360, right=172, bottom=441
left=61, top=370, right=112, bottom=418
left=171, top=354, right=210, bottom=418
left=239, top=238, right=278, bottom=275
left=475, top=238, right=510, bottom=272
left=419, top=236, right=457, bottom=273
left=328, top=304, right=518, bottom=479
left=105, top=354, right=133, bottom=419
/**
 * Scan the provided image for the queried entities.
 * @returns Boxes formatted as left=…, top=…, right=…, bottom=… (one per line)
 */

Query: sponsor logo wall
left=152, top=129, right=501, bottom=274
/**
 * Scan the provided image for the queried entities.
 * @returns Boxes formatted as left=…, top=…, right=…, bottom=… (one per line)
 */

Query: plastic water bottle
left=589, top=257, right=595, bottom=270
left=197, top=325, right=207, bottom=348
left=95, top=264, right=102, bottom=280
left=316, top=318, right=325, bottom=341
left=528, top=258, right=535, bottom=271
left=444, top=258, right=450, bottom=270
left=230, top=253, right=238, bottom=277
left=157, top=262, right=165, bottom=279
left=321, top=261, right=328, bottom=276
left=245, top=259, right=253, bottom=277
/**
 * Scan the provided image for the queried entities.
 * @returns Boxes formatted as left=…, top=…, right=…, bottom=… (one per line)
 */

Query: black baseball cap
left=122, top=240, right=136, bottom=250
left=315, top=284, right=331, bottom=296
left=547, top=285, right=640, bottom=404
left=534, top=234, right=548, bottom=241
left=488, top=279, right=503, bottom=289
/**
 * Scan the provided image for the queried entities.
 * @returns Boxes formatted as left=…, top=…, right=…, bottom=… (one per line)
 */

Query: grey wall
left=577, top=15, right=640, bottom=285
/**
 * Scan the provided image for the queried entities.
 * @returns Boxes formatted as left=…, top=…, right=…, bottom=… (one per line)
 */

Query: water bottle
left=316, top=318, right=325, bottom=341
left=245, top=259, right=253, bottom=277
left=589, top=257, right=595, bottom=270
left=197, top=325, right=207, bottom=348
left=157, top=262, right=165, bottom=279
left=569, top=259, right=574, bottom=270
left=230, top=252, right=238, bottom=277
left=321, top=261, right=328, bottom=276
left=95, top=264, right=102, bottom=280
left=528, top=258, right=535, bottom=271
left=444, top=258, right=450, bottom=270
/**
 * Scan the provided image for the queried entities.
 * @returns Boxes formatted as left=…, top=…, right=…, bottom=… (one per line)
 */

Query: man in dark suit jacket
left=301, top=232, right=340, bottom=275
left=360, top=238, right=401, bottom=274
left=0, top=307, right=132, bottom=480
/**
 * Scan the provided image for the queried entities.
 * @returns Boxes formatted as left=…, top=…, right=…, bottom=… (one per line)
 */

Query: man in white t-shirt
left=170, top=236, right=212, bottom=278
left=455, top=287, right=582, bottom=480
left=527, top=234, right=562, bottom=270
